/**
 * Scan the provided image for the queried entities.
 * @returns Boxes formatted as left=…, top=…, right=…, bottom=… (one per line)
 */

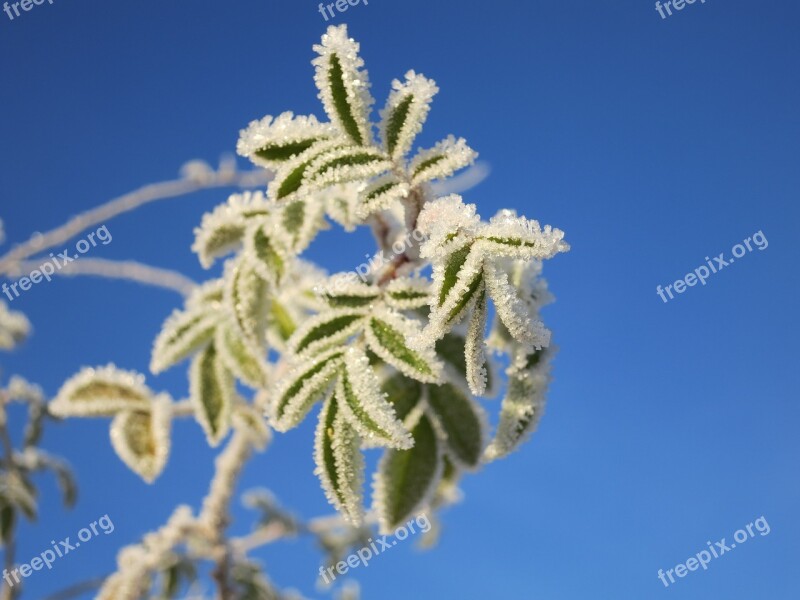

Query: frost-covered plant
left=2, top=25, right=568, bottom=599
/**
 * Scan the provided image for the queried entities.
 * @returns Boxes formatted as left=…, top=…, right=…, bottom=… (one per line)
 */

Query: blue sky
left=1, top=0, right=799, bottom=598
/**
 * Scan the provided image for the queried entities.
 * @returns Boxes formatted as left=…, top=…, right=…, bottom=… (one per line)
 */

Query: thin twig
left=12, top=258, right=197, bottom=297
left=0, top=166, right=270, bottom=275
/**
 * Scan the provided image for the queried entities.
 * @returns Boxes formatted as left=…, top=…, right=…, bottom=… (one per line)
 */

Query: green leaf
left=272, top=348, right=344, bottom=431
left=374, top=414, right=442, bottom=533
left=225, top=258, right=270, bottom=347
left=484, top=353, right=550, bottom=462
left=409, top=136, right=477, bottom=186
left=412, top=154, right=446, bottom=178
left=356, top=174, right=409, bottom=219
left=190, top=343, right=234, bottom=446
left=328, top=53, right=364, bottom=145
left=51, top=365, right=154, bottom=417
left=255, top=138, right=320, bottom=162
left=150, top=306, right=217, bottom=374
left=305, top=147, right=392, bottom=192
left=194, top=223, right=246, bottom=268
left=338, top=349, right=412, bottom=449
left=435, top=333, right=467, bottom=378
left=427, top=383, right=484, bottom=468
left=267, top=298, right=297, bottom=341
left=436, top=333, right=493, bottom=392
left=110, top=402, right=172, bottom=484
left=365, top=313, right=442, bottom=383
left=385, top=94, right=413, bottom=156
left=292, top=311, right=365, bottom=355
left=438, top=244, right=472, bottom=306
left=442, top=272, right=484, bottom=331
left=381, top=373, right=422, bottom=422
left=465, top=288, right=489, bottom=396
left=314, top=395, right=365, bottom=524
left=245, top=224, right=286, bottom=284
left=271, top=140, right=347, bottom=201
left=384, top=277, right=430, bottom=310
left=276, top=158, right=313, bottom=200
left=215, top=322, right=269, bottom=389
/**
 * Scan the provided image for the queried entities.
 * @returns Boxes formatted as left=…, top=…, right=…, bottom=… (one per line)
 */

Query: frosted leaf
left=215, top=320, right=269, bottom=389
left=379, top=70, right=439, bottom=161
left=355, top=173, right=409, bottom=219
left=494, top=258, right=556, bottom=320
left=315, top=274, right=380, bottom=308
left=384, top=276, right=431, bottom=310
left=192, top=191, right=271, bottom=269
left=483, top=259, right=550, bottom=349
left=270, top=347, right=344, bottom=431
left=416, top=195, right=481, bottom=260
left=51, top=365, right=154, bottom=417
left=320, top=182, right=363, bottom=232
left=0, top=300, right=30, bottom=350
left=189, top=342, right=234, bottom=447
left=337, top=347, right=412, bottom=449
left=185, top=278, right=225, bottom=311
left=424, top=245, right=486, bottom=342
left=2, top=470, right=38, bottom=520
left=427, top=382, right=486, bottom=469
left=237, top=112, right=338, bottom=169
left=373, top=412, right=442, bottom=534
left=365, top=308, right=443, bottom=384
left=305, top=145, right=392, bottom=193
left=477, top=209, right=570, bottom=261
left=409, top=136, right=477, bottom=187
left=109, top=394, right=172, bottom=483
left=380, top=372, right=423, bottom=429
left=484, top=348, right=552, bottom=461
left=223, top=257, right=270, bottom=348
left=232, top=404, right=272, bottom=451
left=286, top=307, right=367, bottom=357
left=464, top=288, right=489, bottom=396
left=243, top=222, right=288, bottom=285
left=266, top=260, right=328, bottom=349
left=272, top=199, right=327, bottom=255
left=314, top=394, right=365, bottom=525
left=269, top=138, right=350, bottom=203
left=6, top=375, right=44, bottom=404
left=150, top=304, right=218, bottom=374
left=312, top=25, right=374, bottom=146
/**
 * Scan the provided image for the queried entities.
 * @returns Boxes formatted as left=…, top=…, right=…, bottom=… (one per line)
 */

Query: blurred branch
left=11, top=258, right=197, bottom=298
left=0, top=162, right=271, bottom=276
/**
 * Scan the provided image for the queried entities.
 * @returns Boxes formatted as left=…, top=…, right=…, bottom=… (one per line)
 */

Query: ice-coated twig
left=12, top=258, right=197, bottom=297
left=0, top=163, right=271, bottom=275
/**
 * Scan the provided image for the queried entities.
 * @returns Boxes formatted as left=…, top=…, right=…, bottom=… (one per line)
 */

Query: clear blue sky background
left=1, top=0, right=798, bottom=598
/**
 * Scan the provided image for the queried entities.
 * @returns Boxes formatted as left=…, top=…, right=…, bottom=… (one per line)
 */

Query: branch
left=11, top=258, right=197, bottom=298
left=0, top=163, right=271, bottom=276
